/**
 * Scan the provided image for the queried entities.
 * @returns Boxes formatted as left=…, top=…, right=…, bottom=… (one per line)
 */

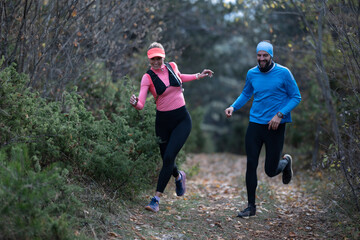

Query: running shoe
left=237, top=204, right=256, bottom=218
left=145, top=197, right=159, bottom=212
left=175, top=171, right=186, bottom=196
left=282, top=154, right=293, bottom=184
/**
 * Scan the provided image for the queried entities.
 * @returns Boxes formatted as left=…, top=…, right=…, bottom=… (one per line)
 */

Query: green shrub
left=184, top=106, right=206, bottom=153
left=0, top=60, right=162, bottom=196
left=0, top=144, right=85, bottom=240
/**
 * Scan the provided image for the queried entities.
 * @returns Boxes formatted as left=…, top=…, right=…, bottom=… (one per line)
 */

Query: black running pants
left=245, top=122, right=288, bottom=205
left=155, top=106, right=192, bottom=193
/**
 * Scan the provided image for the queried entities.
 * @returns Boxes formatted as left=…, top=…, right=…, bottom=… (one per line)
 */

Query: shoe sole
left=237, top=214, right=256, bottom=219
left=145, top=206, right=158, bottom=213
left=283, top=154, right=293, bottom=184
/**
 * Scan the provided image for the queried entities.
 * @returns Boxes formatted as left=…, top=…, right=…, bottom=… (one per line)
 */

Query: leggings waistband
left=156, top=106, right=187, bottom=120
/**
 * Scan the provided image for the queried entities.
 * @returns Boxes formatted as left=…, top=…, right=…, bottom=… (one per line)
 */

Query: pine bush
left=0, top=60, right=161, bottom=196
left=0, top=144, right=84, bottom=240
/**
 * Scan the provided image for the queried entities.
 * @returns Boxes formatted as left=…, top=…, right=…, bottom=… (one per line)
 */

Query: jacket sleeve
left=134, top=74, right=151, bottom=110
left=279, top=69, right=301, bottom=115
left=170, top=62, right=198, bottom=82
left=231, top=73, right=253, bottom=111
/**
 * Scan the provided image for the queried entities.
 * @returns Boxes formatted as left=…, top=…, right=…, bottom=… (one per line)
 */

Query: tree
left=272, top=0, right=360, bottom=211
left=0, top=0, right=161, bottom=97
left=324, top=0, right=360, bottom=211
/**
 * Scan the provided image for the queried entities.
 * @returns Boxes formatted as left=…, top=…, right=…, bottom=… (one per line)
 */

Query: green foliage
left=0, top=60, right=160, bottom=197
left=184, top=106, right=206, bottom=153
left=0, top=144, right=85, bottom=240
left=316, top=169, right=360, bottom=238
left=215, top=113, right=248, bottom=154
left=0, top=59, right=170, bottom=238
left=0, top=61, right=35, bottom=146
left=71, top=61, right=162, bottom=193
left=74, top=62, right=119, bottom=115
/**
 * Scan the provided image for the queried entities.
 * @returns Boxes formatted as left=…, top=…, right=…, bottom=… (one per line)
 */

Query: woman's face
left=149, top=57, right=164, bottom=69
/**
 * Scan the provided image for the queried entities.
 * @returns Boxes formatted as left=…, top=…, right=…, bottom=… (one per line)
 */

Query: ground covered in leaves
left=100, top=153, right=352, bottom=239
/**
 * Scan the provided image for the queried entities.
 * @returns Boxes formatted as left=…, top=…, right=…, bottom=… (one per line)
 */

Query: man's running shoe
left=237, top=204, right=256, bottom=218
left=282, top=154, right=293, bottom=184
left=145, top=197, right=159, bottom=212
left=175, top=171, right=186, bottom=196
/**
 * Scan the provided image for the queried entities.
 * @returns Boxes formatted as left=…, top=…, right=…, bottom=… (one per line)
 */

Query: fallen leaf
left=215, top=222, right=222, bottom=228
left=108, top=232, right=118, bottom=237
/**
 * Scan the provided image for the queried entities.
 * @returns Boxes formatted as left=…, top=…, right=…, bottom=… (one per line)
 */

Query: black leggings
left=155, top=106, right=192, bottom=193
left=245, top=122, right=288, bottom=205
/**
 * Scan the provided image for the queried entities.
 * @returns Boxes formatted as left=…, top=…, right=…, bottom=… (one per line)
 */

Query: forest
left=0, top=0, right=359, bottom=239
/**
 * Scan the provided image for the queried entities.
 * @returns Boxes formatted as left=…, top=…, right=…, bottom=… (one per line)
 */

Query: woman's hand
left=198, top=69, right=214, bottom=79
left=130, top=94, right=138, bottom=107
left=225, top=107, right=234, bottom=118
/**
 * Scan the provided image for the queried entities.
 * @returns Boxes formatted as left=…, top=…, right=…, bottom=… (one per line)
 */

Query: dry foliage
left=0, top=0, right=160, bottom=96
left=83, top=153, right=356, bottom=239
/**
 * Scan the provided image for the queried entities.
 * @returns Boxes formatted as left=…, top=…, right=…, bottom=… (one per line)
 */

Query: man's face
left=257, top=50, right=271, bottom=69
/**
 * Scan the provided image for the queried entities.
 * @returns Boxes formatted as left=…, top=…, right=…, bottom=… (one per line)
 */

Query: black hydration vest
left=146, top=62, right=183, bottom=96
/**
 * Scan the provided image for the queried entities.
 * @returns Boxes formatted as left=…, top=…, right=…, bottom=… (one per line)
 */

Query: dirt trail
left=112, top=153, right=337, bottom=239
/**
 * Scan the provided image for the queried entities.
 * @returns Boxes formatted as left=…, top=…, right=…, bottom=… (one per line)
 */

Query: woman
left=130, top=42, right=214, bottom=212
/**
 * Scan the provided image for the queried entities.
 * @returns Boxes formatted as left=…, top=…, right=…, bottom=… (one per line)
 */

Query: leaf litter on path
left=109, top=153, right=342, bottom=239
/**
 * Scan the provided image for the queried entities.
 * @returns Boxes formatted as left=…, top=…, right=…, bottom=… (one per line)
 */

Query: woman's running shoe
left=145, top=197, right=159, bottom=212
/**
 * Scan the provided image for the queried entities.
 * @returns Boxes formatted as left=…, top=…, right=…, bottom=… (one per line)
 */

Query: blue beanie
left=256, top=41, right=273, bottom=58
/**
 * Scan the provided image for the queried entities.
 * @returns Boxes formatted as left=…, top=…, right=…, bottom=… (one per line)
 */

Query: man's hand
left=225, top=107, right=234, bottom=118
left=268, top=115, right=282, bottom=130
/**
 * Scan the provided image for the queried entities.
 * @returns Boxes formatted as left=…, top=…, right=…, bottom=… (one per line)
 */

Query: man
left=224, top=40, right=301, bottom=217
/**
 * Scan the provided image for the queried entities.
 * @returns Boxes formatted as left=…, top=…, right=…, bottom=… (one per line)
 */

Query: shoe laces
left=242, top=205, right=255, bottom=213
left=175, top=178, right=182, bottom=186
left=241, top=206, right=252, bottom=213
left=150, top=198, right=158, bottom=205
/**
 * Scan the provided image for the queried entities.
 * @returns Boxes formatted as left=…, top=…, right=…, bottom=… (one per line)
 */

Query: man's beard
left=258, top=59, right=273, bottom=72
left=258, top=59, right=270, bottom=69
